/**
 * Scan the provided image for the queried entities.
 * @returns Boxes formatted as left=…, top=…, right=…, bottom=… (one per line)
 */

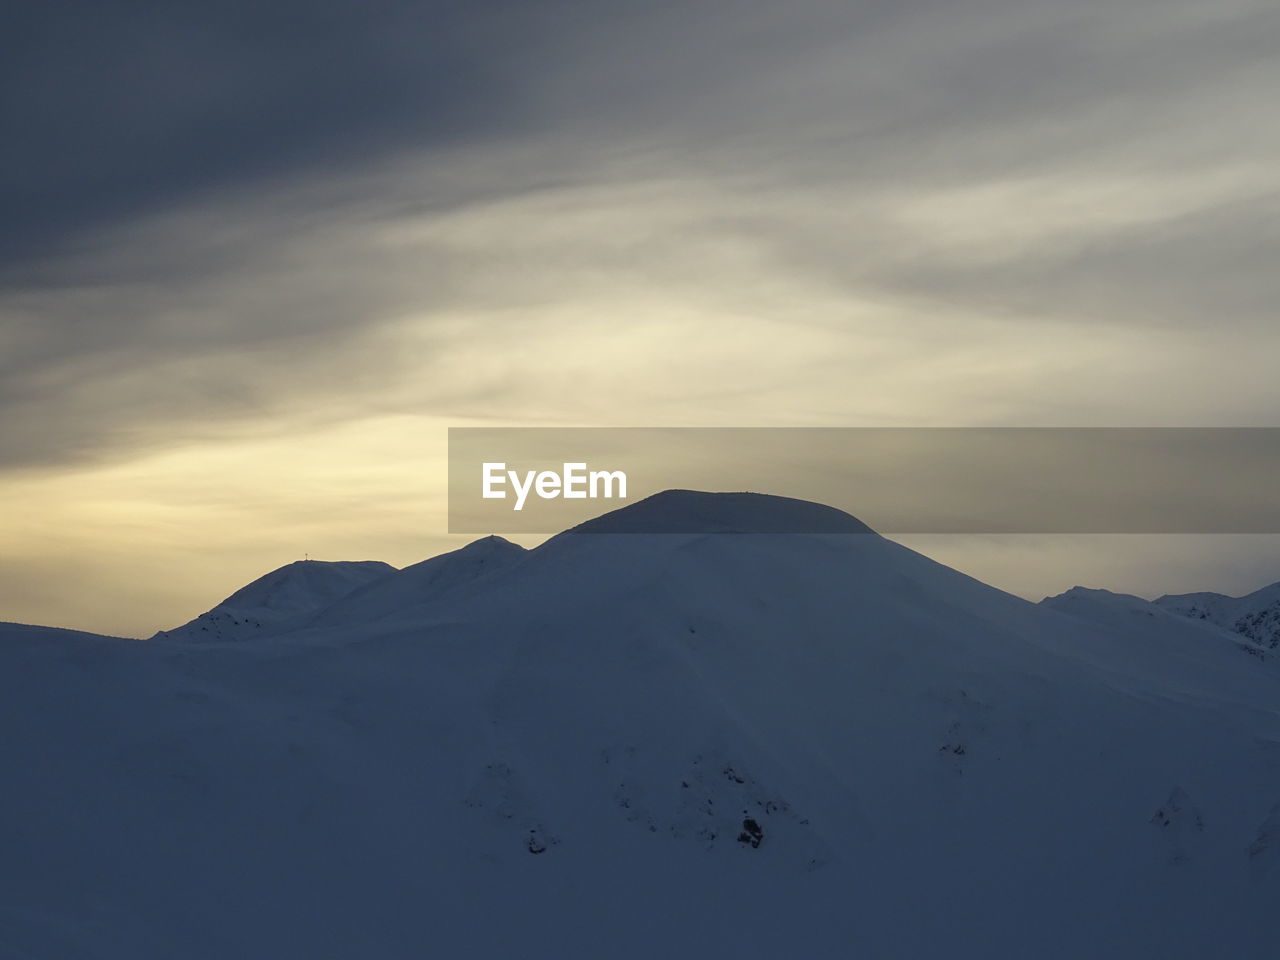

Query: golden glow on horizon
left=0, top=415, right=468, bottom=636
left=4, top=163, right=1279, bottom=636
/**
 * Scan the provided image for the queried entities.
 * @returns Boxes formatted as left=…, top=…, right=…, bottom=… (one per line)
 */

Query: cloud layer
left=3, top=0, right=1279, bottom=632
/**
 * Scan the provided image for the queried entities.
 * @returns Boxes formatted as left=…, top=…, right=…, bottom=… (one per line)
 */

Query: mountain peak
left=456, top=534, right=524, bottom=554
left=152, top=559, right=395, bottom=641
left=568, top=489, right=876, bottom=534
left=305, top=535, right=527, bottom=629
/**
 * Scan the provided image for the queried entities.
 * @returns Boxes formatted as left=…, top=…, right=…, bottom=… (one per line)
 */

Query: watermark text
left=481, top=462, right=628, bottom=511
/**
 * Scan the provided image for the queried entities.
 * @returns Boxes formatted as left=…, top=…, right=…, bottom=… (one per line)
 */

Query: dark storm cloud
left=7, top=0, right=1275, bottom=269
left=0, top=0, right=561, bottom=265
left=6, top=0, right=1277, bottom=257
left=0, top=0, right=884, bottom=266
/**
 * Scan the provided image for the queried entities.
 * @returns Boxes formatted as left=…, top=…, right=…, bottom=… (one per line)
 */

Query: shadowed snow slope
left=4, top=492, right=1280, bottom=959
left=1157, top=581, right=1280, bottom=651
left=1042, top=586, right=1271, bottom=665
left=150, top=559, right=395, bottom=642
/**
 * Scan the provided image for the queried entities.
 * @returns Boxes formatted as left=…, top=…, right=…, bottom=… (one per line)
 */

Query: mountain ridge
left=150, top=558, right=395, bottom=642
left=7, top=491, right=1280, bottom=957
left=1157, top=581, right=1280, bottom=650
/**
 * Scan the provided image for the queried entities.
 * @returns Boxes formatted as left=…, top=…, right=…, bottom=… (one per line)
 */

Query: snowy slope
left=1157, top=581, right=1280, bottom=650
left=4, top=492, right=1280, bottom=959
left=0, top=620, right=134, bottom=646
left=306, top=535, right=526, bottom=630
left=1042, top=586, right=1270, bottom=663
left=150, top=559, right=395, bottom=642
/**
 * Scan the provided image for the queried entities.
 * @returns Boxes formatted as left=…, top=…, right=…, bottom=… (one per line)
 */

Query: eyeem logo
left=482, top=462, right=628, bottom=511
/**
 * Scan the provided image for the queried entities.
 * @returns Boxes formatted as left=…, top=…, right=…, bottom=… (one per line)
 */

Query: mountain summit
left=151, top=558, right=394, bottom=642
left=569, top=489, right=876, bottom=534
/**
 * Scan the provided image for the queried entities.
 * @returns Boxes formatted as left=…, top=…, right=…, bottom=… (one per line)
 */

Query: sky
left=3, top=0, right=1280, bottom=637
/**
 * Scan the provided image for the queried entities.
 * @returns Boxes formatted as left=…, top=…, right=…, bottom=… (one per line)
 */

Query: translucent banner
left=447, top=427, right=1280, bottom=534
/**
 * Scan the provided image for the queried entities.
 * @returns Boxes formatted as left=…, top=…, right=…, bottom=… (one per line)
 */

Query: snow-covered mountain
left=306, top=535, right=526, bottom=630
left=4, top=491, right=1280, bottom=959
left=1041, top=585, right=1270, bottom=662
left=150, top=558, right=395, bottom=642
left=1156, top=581, right=1280, bottom=651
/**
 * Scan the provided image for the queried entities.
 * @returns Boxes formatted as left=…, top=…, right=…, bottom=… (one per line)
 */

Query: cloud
left=9, top=0, right=1276, bottom=259
left=4, top=149, right=1279, bottom=474
left=0, top=0, right=559, bottom=265
left=4, top=0, right=1280, bottom=631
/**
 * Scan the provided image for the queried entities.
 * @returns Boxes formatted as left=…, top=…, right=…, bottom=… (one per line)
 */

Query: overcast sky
left=3, top=0, right=1280, bottom=635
